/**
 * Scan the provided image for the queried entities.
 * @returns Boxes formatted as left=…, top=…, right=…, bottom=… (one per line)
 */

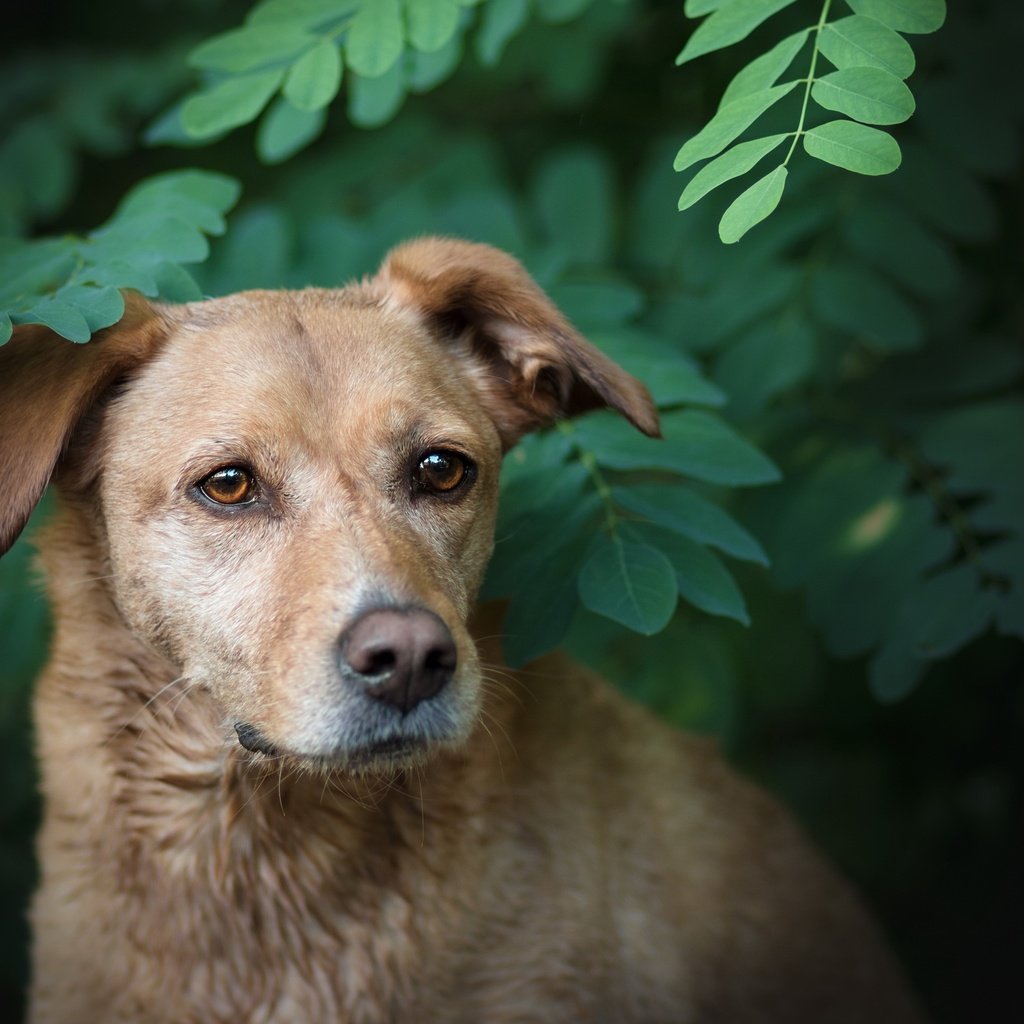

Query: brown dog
left=1, top=238, right=925, bottom=1023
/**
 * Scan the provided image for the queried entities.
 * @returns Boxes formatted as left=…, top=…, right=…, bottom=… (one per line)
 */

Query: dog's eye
left=414, top=451, right=472, bottom=496
left=198, top=466, right=256, bottom=506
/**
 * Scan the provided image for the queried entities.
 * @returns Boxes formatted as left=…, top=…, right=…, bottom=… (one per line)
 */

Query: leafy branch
left=485, top=401, right=776, bottom=665
left=0, top=172, right=240, bottom=344
left=675, top=0, right=946, bottom=242
left=151, top=0, right=603, bottom=161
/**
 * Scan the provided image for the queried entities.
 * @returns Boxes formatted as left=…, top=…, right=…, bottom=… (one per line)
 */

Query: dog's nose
left=339, top=608, right=456, bottom=713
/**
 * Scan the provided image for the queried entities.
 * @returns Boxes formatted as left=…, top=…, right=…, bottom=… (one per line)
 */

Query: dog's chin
left=233, top=721, right=441, bottom=775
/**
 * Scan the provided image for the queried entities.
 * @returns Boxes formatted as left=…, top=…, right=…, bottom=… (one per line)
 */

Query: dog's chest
left=115, top=775, right=453, bottom=1022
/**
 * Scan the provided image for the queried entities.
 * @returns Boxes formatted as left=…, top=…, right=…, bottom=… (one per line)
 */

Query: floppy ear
left=0, top=294, right=169, bottom=555
left=373, top=237, right=660, bottom=447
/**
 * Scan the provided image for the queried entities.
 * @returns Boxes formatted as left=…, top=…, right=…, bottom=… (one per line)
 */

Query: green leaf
left=249, top=0, right=358, bottom=29
left=718, top=164, right=787, bottom=243
left=714, top=316, right=814, bottom=417
left=283, top=40, right=343, bottom=111
left=592, top=329, right=726, bottom=408
left=534, top=149, right=614, bottom=264
left=0, top=119, right=75, bottom=221
left=547, top=281, right=643, bottom=327
left=907, top=566, right=997, bottom=660
left=676, top=0, right=799, bottom=66
left=53, top=285, right=125, bottom=332
left=870, top=565, right=996, bottom=701
left=811, top=67, right=915, bottom=125
left=475, top=0, right=528, bottom=66
left=803, top=119, right=901, bottom=175
left=0, top=241, right=77, bottom=308
left=492, top=457, right=594, bottom=666
left=817, top=15, right=915, bottom=78
left=346, top=0, right=404, bottom=77
left=536, top=0, right=591, bottom=21
left=77, top=260, right=159, bottom=297
left=917, top=401, right=1024, bottom=497
left=347, top=64, right=406, bottom=127
left=90, top=214, right=209, bottom=266
left=719, top=30, right=809, bottom=107
left=181, top=69, right=284, bottom=137
left=578, top=537, right=678, bottom=634
left=257, top=97, right=327, bottom=163
left=408, top=32, right=463, bottom=91
left=684, top=0, right=726, bottom=15
left=574, top=409, right=780, bottom=486
left=149, top=262, right=203, bottom=303
left=661, top=409, right=781, bottom=484
left=845, top=0, right=946, bottom=34
left=498, top=462, right=588, bottom=534
left=629, top=524, right=749, bottom=625
left=674, top=82, right=799, bottom=172
left=869, top=637, right=926, bottom=702
left=485, top=486, right=598, bottom=601
left=678, top=134, right=787, bottom=211
left=843, top=201, right=959, bottom=297
left=116, top=170, right=241, bottom=224
left=614, top=483, right=768, bottom=565
left=189, top=25, right=313, bottom=73
left=404, top=0, right=461, bottom=52
left=0, top=313, right=12, bottom=345
left=812, top=265, right=923, bottom=350
left=208, top=205, right=292, bottom=291
left=11, top=300, right=90, bottom=342
left=502, top=563, right=580, bottom=667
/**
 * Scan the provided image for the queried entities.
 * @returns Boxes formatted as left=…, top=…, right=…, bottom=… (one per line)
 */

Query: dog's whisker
left=64, top=572, right=122, bottom=588
left=102, top=673, right=192, bottom=748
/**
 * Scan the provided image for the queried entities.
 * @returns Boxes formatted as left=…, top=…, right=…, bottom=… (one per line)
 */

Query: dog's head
left=0, top=238, right=657, bottom=772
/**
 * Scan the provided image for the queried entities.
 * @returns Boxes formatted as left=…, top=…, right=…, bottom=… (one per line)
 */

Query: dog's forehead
left=128, top=289, right=482, bottom=437
left=170, top=289, right=437, bottom=386
left=97, top=288, right=503, bottom=472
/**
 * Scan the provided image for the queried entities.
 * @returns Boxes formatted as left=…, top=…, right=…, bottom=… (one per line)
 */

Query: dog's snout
left=340, top=608, right=456, bottom=713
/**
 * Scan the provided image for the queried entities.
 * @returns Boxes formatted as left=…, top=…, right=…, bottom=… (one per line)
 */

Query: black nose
left=339, top=608, right=457, bottom=713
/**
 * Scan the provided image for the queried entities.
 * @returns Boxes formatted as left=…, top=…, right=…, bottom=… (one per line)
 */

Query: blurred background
left=2, top=1, right=1022, bottom=1021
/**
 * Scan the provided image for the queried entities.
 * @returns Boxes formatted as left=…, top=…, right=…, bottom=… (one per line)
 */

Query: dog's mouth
left=351, top=735, right=422, bottom=763
left=234, top=721, right=281, bottom=757
left=233, top=721, right=425, bottom=768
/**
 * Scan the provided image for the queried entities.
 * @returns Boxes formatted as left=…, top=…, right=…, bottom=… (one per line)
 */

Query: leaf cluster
left=676, top=0, right=946, bottom=241
left=154, top=0, right=600, bottom=160
left=0, top=172, right=239, bottom=343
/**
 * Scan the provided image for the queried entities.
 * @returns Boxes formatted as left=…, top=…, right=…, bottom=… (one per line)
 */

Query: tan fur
left=1, top=238, right=926, bottom=1023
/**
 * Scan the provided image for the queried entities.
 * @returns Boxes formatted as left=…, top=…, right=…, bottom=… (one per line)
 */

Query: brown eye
left=199, top=466, right=256, bottom=505
left=414, top=451, right=472, bottom=496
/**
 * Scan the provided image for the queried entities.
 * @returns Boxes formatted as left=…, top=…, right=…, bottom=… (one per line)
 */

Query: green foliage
left=160, top=0, right=601, bottom=150
left=676, top=0, right=946, bottom=241
left=0, top=172, right=240, bottom=343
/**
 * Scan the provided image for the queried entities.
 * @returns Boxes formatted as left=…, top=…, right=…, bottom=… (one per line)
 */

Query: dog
left=0, top=238, right=926, bottom=1023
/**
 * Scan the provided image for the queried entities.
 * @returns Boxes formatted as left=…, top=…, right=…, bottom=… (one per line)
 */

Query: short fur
left=0, top=239, right=926, bottom=1023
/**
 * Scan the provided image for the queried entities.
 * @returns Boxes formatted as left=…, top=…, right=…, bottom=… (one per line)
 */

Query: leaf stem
left=783, top=0, right=832, bottom=166
left=557, top=422, right=621, bottom=536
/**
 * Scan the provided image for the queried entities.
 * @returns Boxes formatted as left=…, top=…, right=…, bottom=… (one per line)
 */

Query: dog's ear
left=0, top=294, right=169, bottom=555
left=374, top=237, right=660, bottom=447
